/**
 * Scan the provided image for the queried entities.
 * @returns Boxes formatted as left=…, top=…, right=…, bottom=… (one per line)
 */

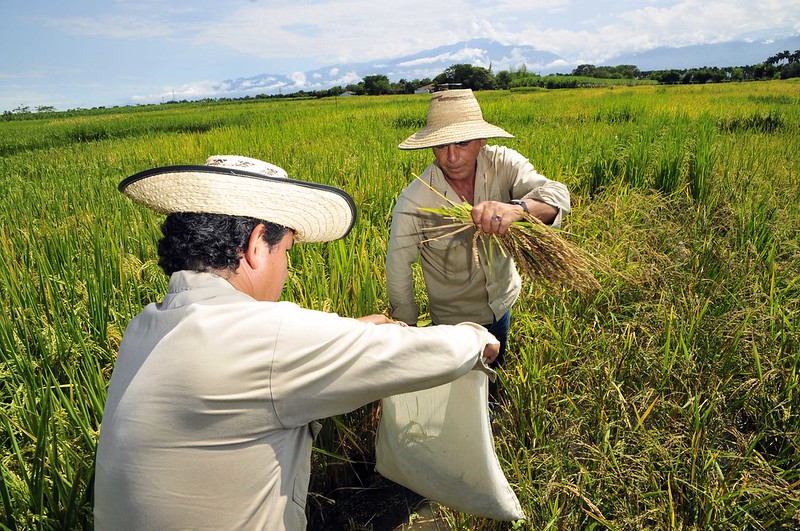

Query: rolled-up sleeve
left=493, top=146, right=571, bottom=228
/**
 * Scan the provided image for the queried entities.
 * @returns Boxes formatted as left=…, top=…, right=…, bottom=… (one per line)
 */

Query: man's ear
left=243, top=224, right=266, bottom=269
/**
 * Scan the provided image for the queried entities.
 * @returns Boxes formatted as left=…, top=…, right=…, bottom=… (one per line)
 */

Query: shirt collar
left=167, top=270, right=234, bottom=294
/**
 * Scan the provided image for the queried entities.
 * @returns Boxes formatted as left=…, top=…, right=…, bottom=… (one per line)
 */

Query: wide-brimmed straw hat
left=398, top=89, right=514, bottom=150
left=118, top=155, right=356, bottom=243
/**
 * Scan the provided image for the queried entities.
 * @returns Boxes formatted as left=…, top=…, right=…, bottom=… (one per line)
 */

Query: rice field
left=1, top=79, right=798, bottom=529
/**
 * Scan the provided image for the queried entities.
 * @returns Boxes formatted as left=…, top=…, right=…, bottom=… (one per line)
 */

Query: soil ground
left=308, top=473, right=451, bottom=530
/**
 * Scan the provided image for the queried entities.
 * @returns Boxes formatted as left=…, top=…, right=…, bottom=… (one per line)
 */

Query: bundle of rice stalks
left=417, top=179, right=601, bottom=296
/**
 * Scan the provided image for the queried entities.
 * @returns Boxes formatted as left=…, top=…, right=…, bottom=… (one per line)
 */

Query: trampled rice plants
left=1, top=79, right=798, bottom=529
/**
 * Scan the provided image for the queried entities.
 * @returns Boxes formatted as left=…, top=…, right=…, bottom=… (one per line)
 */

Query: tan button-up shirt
left=95, top=271, right=494, bottom=530
left=386, top=145, right=571, bottom=326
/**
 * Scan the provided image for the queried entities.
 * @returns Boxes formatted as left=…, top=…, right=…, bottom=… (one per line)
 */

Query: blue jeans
left=484, top=311, right=510, bottom=368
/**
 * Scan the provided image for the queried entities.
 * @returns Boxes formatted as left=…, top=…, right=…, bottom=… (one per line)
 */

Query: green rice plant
left=653, top=114, right=689, bottom=195
left=734, top=193, right=778, bottom=260
left=620, top=127, right=654, bottom=189
left=585, top=139, right=623, bottom=196
left=718, top=109, right=785, bottom=134
left=592, top=102, right=643, bottom=124
left=1, top=80, right=799, bottom=529
left=686, top=115, right=719, bottom=204
left=415, top=178, right=602, bottom=295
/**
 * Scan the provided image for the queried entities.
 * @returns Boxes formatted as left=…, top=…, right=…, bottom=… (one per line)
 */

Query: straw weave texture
left=399, top=89, right=513, bottom=150
left=122, top=169, right=355, bottom=242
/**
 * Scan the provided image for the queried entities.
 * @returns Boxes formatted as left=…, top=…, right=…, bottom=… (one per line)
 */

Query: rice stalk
left=415, top=176, right=601, bottom=295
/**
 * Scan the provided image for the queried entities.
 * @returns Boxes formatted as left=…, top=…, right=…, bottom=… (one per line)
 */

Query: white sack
left=375, top=370, right=525, bottom=521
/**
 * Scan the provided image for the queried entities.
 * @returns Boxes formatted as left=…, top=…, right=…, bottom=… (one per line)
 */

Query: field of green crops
left=1, top=79, right=798, bottom=529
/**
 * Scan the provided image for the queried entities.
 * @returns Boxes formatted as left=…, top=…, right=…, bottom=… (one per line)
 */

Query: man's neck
left=444, top=175, right=476, bottom=205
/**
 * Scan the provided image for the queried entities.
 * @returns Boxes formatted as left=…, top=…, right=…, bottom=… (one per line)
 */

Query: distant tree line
left=2, top=104, right=57, bottom=117
left=3, top=50, right=798, bottom=117
left=288, top=48, right=800, bottom=97
left=564, top=50, right=800, bottom=83
left=644, top=49, right=800, bottom=83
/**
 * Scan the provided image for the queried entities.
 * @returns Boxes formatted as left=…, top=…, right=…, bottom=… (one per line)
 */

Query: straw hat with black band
left=398, top=89, right=514, bottom=150
left=119, top=155, right=357, bottom=243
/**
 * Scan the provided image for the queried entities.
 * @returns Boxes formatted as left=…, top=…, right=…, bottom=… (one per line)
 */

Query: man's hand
left=471, top=200, right=524, bottom=235
left=356, top=314, right=408, bottom=326
left=472, top=199, right=558, bottom=234
left=482, top=342, right=500, bottom=365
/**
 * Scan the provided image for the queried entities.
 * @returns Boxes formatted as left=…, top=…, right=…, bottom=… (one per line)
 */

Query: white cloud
left=512, top=0, right=800, bottom=62
left=288, top=72, right=308, bottom=86
left=34, top=1, right=800, bottom=68
left=4, top=0, right=799, bottom=110
left=398, top=48, right=489, bottom=68
left=47, top=15, right=176, bottom=40
left=175, top=0, right=796, bottom=67
left=325, top=70, right=362, bottom=85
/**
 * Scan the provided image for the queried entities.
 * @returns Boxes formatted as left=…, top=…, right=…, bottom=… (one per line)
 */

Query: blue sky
left=2, top=0, right=798, bottom=112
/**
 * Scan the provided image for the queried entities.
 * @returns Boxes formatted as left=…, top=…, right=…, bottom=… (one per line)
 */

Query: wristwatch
left=510, top=199, right=529, bottom=214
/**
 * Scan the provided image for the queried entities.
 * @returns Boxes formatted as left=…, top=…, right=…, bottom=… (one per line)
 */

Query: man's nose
left=445, top=145, right=459, bottom=161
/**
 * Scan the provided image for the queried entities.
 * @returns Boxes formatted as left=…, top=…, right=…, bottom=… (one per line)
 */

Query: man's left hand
left=471, top=200, right=525, bottom=235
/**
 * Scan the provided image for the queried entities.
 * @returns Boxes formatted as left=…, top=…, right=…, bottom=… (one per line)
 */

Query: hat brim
left=398, top=120, right=514, bottom=150
left=119, top=165, right=356, bottom=243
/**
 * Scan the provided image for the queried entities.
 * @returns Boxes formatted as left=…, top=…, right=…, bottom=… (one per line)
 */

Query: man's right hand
left=482, top=342, right=500, bottom=365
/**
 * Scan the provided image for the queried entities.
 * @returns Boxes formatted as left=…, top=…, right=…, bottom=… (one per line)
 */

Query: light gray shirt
left=386, top=144, right=571, bottom=326
left=94, top=270, right=494, bottom=530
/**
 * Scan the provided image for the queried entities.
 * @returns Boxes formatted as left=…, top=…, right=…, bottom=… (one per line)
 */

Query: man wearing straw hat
left=387, top=89, right=571, bottom=368
left=94, top=155, right=500, bottom=530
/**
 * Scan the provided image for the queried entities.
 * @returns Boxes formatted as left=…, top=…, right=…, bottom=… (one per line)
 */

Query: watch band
left=510, top=199, right=529, bottom=214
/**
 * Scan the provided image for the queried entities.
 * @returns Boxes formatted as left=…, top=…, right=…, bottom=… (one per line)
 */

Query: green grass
left=1, top=79, right=798, bottom=529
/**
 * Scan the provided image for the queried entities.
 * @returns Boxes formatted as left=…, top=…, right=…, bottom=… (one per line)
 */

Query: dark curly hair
left=157, top=212, right=291, bottom=275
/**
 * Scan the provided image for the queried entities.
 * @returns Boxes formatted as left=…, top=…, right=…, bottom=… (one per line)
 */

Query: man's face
left=432, top=139, right=486, bottom=182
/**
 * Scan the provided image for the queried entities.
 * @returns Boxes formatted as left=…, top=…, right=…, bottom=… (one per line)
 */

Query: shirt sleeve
left=494, top=146, right=571, bottom=228
left=385, top=191, right=423, bottom=325
left=269, top=305, right=495, bottom=427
